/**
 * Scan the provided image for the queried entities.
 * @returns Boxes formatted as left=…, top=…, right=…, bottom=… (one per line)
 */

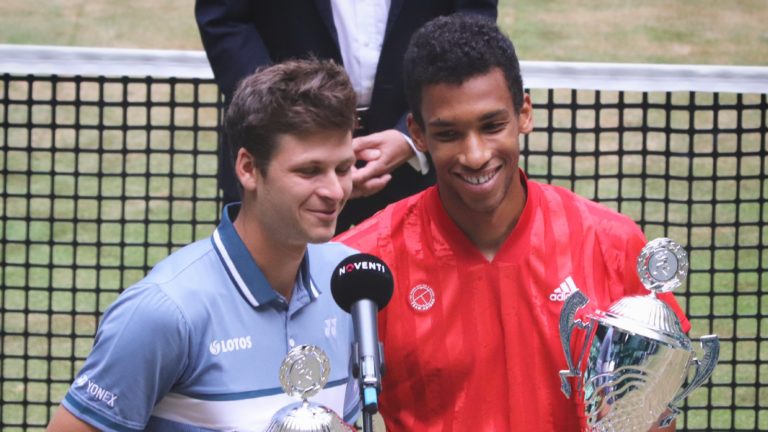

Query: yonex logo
left=75, top=375, right=118, bottom=408
left=75, top=374, right=89, bottom=387
left=209, top=336, right=253, bottom=356
left=550, top=276, right=579, bottom=302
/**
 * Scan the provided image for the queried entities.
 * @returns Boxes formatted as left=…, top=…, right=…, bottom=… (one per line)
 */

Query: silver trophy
left=559, top=238, right=719, bottom=431
left=265, top=345, right=355, bottom=432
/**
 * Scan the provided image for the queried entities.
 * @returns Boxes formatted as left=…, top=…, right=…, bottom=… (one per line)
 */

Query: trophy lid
left=265, top=345, right=355, bottom=432
left=279, top=345, right=330, bottom=400
left=597, top=238, right=691, bottom=348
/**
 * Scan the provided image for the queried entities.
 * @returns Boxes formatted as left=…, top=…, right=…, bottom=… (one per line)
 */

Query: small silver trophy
left=559, top=238, right=719, bottom=431
left=264, top=345, right=355, bottom=432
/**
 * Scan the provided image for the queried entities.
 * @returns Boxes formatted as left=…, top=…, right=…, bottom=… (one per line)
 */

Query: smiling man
left=337, top=15, right=689, bottom=431
left=48, top=59, right=361, bottom=431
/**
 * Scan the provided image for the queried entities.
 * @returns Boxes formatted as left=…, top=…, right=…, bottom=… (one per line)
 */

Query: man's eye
left=483, top=122, right=507, bottom=133
left=297, top=167, right=320, bottom=176
left=434, top=130, right=458, bottom=141
left=336, top=164, right=352, bottom=175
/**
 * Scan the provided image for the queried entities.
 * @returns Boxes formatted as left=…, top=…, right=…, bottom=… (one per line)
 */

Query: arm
left=48, top=285, right=189, bottom=431
left=47, top=406, right=99, bottom=432
left=195, top=0, right=272, bottom=100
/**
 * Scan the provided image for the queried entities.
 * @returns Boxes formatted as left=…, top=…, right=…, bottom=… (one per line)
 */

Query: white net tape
left=1, top=44, right=767, bottom=94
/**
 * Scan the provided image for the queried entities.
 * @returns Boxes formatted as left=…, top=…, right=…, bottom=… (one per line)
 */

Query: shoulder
left=101, top=281, right=190, bottom=337
left=145, top=238, right=216, bottom=284
left=111, top=237, right=231, bottom=329
left=307, top=242, right=359, bottom=275
left=534, top=181, right=642, bottom=238
left=141, top=237, right=230, bottom=304
left=530, top=181, right=646, bottom=267
left=306, top=242, right=358, bottom=301
left=335, top=189, right=429, bottom=254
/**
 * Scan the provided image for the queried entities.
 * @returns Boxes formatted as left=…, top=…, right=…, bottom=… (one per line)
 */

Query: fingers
left=348, top=129, right=410, bottom=198
left=352, top=134, right=381, bottom=153
left=356, top=147, right=382, bottom=162
left=350, top=173, right=392, bottom=198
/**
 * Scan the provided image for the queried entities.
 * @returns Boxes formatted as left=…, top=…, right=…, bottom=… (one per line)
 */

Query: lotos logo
left=209, top=336, right=253, bottom=356
left=337, top=260, right=388, bottom=276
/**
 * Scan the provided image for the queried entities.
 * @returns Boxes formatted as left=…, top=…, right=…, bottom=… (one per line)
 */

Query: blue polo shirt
left=63, top=204, right=361, bottom=431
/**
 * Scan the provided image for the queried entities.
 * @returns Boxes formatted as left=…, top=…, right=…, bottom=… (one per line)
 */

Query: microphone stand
left=352, top=341, right=385, bottom=432
left=363, top=412, right=374, bottom=432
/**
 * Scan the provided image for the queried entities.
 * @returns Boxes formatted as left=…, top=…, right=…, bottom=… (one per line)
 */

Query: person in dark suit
left=195, top=0, right=498, bottom=232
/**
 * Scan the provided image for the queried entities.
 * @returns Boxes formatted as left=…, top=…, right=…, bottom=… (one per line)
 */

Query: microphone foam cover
left=330, top=253, right=394, bottom=312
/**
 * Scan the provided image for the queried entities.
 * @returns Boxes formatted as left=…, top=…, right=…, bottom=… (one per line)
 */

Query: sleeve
left=61, top=284, right=190, bottom=432
left=195, top=0, right=272, bottom=101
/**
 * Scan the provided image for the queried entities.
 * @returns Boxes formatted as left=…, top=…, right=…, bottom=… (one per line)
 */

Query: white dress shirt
left=331, top=0, right=429, bottom=174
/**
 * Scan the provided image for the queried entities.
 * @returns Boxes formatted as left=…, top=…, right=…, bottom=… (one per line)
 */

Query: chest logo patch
left=409, top=284, right=436, bottom=312
left=550, top=276, right=579, bottom=302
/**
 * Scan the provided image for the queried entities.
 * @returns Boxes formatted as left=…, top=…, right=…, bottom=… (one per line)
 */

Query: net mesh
left=1, top=73, right=766, bottom=430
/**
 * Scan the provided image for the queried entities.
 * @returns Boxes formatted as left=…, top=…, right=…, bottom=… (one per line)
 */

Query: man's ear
left=235, top=147, right=262, bottom=193
left=406, top=113, right=429, bottom=153
left=518, top=93, right=534, bottom=134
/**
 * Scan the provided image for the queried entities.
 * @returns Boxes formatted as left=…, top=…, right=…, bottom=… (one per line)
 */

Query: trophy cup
left=559, top=238, right=720, bottom=431
left=265, top=345, right=356, bottom=432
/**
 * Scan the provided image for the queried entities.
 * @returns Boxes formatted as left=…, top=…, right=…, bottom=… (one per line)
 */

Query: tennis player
left=48, top=59, right=361, bottom=431
left=337, top=14, right=688, bottom=431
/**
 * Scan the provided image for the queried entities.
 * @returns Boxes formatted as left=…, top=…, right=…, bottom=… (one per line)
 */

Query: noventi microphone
left=330, top=253, right=393, bottom=415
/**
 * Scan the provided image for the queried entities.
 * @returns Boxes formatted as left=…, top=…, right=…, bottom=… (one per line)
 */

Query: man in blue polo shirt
left=48, top=59, right=361, bottom=431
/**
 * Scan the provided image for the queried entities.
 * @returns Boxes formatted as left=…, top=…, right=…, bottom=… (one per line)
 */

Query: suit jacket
left=196, top=0, right=498, bottom=227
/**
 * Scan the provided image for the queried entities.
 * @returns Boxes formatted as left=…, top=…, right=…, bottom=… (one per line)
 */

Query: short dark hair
left=403, top=14, right=524, bottom=126
left=225, top=59, right=357, bottom=174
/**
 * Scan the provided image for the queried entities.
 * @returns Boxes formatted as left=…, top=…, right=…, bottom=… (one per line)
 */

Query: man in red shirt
left=336, top=14, right=689, bottom=431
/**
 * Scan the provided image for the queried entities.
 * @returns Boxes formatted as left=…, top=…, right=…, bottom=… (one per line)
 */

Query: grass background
left=1, top=0, right=767, bottom=65
left=1, top=0, right=767, bottom=430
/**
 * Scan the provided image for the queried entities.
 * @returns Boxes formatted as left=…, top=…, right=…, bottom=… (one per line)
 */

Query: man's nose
left=458, top=132, right=491, bottom=169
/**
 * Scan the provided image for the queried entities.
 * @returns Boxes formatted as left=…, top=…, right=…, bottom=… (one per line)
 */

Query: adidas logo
left=549, top=276, right=578, bottom=302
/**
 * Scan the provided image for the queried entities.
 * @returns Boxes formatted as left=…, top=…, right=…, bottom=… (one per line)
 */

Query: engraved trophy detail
left=265, top=345, right=355, bottom=432
left=559, top=238, right=720, bottom=431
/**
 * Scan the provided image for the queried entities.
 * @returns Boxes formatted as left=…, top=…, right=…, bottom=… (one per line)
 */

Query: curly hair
left=403, top=14, right=524, bottom=126
left=224, top=58, right=356, bottom=174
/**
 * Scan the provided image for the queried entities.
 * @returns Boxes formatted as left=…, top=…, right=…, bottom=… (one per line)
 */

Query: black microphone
left=330, top=253, right=393, bottom=415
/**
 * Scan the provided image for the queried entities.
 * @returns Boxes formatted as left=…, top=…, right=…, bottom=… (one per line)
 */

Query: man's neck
left=445, top=176, right=527, bottom=262
left=232, top=205, right=306, bottom=302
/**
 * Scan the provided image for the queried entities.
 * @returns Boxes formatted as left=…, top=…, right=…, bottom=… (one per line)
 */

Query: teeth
left=461, top=168, right=498, bottom=185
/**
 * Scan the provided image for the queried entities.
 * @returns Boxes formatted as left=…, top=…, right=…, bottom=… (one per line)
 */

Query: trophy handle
left=660, top=335, right=720, bottom=426
left=558, top=289, right=590, bottom=398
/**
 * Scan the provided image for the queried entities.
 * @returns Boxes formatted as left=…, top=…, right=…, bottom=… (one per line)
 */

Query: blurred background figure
left=195, top=0, right=498, bottom=232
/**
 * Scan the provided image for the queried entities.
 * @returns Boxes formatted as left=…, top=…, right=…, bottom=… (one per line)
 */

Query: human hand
left=350, top=129, right=414, bottom=198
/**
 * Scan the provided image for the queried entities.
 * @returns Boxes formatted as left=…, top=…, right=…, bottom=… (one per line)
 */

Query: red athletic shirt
left=337, top=177, right=690, bottom=432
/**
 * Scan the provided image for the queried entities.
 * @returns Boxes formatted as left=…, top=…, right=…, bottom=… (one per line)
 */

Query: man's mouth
left=458, top=166, right=502, bottom=185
